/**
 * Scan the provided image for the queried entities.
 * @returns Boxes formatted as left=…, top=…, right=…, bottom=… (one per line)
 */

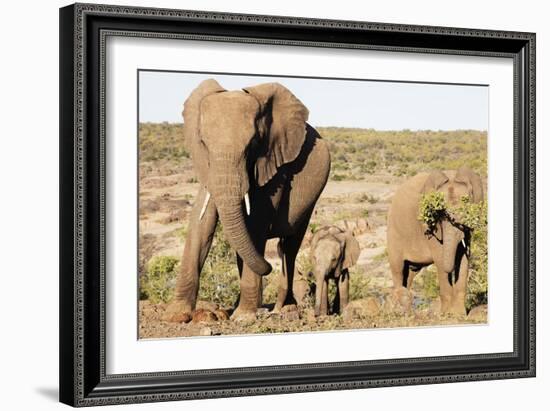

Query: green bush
left=418, top=191, right=447, bottom=233
left=197, top=224, right=240, bottom=308
left=140, top=255, right=180, bottom=303
left=417, top=265, right=440, bottom=300
left=348, top=266, right=371, bottom=300
left=140, top=225, right=241, bottom=307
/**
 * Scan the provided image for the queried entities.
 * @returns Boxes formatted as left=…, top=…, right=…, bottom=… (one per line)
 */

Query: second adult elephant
left=169, top=79, right=331, bottom=321
left=386, top=167, right=484, bottom=315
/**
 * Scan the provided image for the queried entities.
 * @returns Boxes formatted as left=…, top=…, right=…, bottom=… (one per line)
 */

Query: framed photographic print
left=59, top=3, right=536, bottom=407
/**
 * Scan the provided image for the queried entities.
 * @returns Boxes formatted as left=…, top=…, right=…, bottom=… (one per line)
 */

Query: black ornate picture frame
left=59, top=3, right=535, bottom=407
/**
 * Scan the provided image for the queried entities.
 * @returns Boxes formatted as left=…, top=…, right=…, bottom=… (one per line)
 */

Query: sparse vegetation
left=321, top=127, right=487, bottom=181
left=139, top=122, right=189, bottom=162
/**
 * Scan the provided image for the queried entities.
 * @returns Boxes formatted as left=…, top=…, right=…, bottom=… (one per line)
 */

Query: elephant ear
left=455, top=166, right=484, bottom=203
left=341, top=231, right=360, bottom=269
left=182, top=79, right=225, bottom=185
left=422, top=170, right=449, bottom=194
left=243, top=82, right=309, bottom=186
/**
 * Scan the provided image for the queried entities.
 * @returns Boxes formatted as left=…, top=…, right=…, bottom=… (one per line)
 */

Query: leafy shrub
left=197, top=224, right=240, bottom=308
left=140, top=225, right=242, bottom=307
left=140, top=255, right=180, bottom=303
left=348, top=266, right=371, bottom=300
left=417, top=265, right=440, bottom=300
left=262, top=270, right=280, bottom=306
left=418, top=191, right=447, bottom=233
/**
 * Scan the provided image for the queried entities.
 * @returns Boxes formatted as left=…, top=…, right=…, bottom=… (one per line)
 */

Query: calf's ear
left=342, top=232, right=360, bottom=269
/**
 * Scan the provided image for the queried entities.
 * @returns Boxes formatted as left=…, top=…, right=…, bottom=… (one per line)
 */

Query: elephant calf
left=310, top=226, right=360, bottom=316
left=386, top=166, right=484, bottom=315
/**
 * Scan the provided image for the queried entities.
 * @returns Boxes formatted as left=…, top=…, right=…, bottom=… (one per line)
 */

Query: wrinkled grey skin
left=386, top=167, right=484, bottom=315
left=310, top=226, right=360, bottom=316
left=169, top=79, right=331, bottom=321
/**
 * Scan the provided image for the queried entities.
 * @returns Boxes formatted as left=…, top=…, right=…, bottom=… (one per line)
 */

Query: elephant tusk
left=199, top=191, right=211, bottom=221
left=244, top=192, right=251, bottom=216
left=461, top=239, right=466, bottom=249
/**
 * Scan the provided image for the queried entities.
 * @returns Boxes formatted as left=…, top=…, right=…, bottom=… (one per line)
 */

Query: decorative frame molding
left=59, top=3, right=535, bottom=407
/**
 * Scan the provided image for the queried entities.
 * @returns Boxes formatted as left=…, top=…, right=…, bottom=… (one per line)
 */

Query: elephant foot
left=162, top=300, right=193, bottom=323
left=230, top=306, right=257, bottom=323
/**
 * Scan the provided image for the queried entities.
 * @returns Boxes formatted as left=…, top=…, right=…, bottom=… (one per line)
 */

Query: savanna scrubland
left=138, top=123, right=487, bottom=338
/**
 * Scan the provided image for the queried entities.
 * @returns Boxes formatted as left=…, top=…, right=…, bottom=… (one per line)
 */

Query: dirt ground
left=138, top=158, right=487, bottom=339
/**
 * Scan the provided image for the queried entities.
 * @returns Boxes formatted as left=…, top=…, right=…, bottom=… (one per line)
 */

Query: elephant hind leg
left=273, top=236, right=300, bottom=312
left=388, top=252, right=414, bottom=312
left=274, top=213, right=311, bottom=312
left=450, top=248, right=469, bottom=316
left=388, top=250, right=407, bottom=290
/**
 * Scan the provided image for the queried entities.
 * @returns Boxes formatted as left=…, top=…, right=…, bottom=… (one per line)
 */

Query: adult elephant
left=167, top=79, right=330, bottom=321
left=386, top=167, right=484, bottom=315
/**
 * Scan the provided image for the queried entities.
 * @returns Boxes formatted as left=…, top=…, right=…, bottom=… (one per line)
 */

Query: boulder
left=214, top=309, right=230, bottom=321
left=356, top=218, right=369, bottom=233
left=191, top=309, right=218, bottom=324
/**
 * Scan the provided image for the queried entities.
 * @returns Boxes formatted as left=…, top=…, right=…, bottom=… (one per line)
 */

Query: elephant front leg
left=232, top=239, right=267, bottom=321
left=450, top=251, right=469, bottom=316
left=314, top=278, right=329, bottom=317
left=436, top=267, right=454, bottom=314
left=164, top=188, right=218, bottom=321
left=273, top=218, right=309, bottom=313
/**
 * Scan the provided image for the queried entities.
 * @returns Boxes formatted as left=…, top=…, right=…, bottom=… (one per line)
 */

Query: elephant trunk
left=209, top=153, right=272, bottom=276
left=442, top=220, right=463, bottom=274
